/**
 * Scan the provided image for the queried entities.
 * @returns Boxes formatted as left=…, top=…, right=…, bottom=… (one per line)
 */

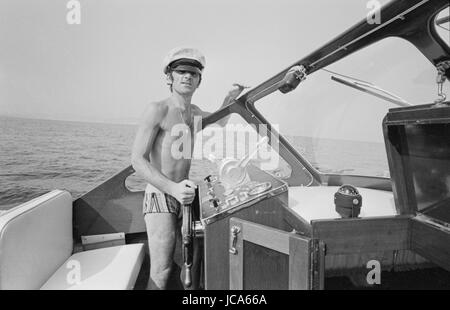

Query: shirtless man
left=131, top=47, right=246, bottom=290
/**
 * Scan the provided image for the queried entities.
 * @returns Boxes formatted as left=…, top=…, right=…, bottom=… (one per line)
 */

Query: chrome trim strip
left=201, top=183, right=288, bottom=225
left=310, top=0, right=430, bottom=68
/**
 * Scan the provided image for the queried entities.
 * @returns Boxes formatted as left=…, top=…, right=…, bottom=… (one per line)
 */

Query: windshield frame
left=239, top=0, right=449, bottom=106
left=202, top=0, right=449, bottom=190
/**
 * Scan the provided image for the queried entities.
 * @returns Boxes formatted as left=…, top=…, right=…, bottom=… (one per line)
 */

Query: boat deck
left=325, top=267, right=450, bottom=290
left=129, top=233, right=450, bottom=290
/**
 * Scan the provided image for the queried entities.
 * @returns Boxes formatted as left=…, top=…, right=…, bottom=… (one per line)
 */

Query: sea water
left=0, top=116, right=388, bottom=210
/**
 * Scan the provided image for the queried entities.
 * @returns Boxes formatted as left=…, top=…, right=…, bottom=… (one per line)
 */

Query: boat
left=0, top=0, right=449, bottom=290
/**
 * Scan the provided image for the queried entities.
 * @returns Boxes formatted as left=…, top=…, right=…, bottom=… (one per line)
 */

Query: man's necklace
left=177, top=105, right=193, bottom=128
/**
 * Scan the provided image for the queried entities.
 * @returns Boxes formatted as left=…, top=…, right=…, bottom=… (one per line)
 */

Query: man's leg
left=144, top=212, right=177, bottom=290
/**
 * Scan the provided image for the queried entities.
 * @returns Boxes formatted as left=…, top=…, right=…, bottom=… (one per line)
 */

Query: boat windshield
left=190, top=113, right=293, bottom=183
left=255, top=37, right=450, bottom=177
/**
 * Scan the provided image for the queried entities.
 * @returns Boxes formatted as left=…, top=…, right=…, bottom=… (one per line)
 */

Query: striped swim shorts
left=143, top=184, right=182, bottom=218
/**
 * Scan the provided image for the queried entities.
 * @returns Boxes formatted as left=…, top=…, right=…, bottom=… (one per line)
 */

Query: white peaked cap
left=163, top=47, right=206, bottom=74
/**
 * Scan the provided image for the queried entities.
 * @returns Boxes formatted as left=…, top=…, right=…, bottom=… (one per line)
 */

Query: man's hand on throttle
left=170, top=179, right=196, bottom=205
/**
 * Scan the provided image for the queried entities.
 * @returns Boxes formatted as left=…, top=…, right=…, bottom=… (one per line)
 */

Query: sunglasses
left=173, top=70, right=200, bottom=77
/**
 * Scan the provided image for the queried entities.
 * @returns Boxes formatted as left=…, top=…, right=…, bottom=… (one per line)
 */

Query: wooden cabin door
left=228, top=217, right=325, bottom=290
left=410, top=215, right=450, bottom=271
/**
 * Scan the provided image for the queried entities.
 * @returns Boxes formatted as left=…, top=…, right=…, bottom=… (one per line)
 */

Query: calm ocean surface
left=0, top=116, right=389, bottom=211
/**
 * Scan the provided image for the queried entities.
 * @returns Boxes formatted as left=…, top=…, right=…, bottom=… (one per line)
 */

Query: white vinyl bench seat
left=0, top=190, right=144, bottom=290
left=41, top=244, right=144, bottom=290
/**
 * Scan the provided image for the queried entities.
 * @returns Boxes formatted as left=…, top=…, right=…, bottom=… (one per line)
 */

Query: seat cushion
left=0, top=190, right=73, bottom=290
left=41, top=244, right=144, bottom=290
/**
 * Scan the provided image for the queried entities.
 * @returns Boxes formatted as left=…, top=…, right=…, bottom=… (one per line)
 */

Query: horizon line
left=0, top=113, right=384, bottom=144
left=0, top=113, right=139, bottom=126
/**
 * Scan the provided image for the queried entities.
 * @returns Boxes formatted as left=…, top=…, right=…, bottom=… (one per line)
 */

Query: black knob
left=211, top=198, right=219, bottom=208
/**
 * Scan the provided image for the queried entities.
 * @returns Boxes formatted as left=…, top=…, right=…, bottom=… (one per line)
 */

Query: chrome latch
left=434, top=60, right=450, bottom=105
left=229, top=226, right=241, bottom=255
left=278, top=65, right=307, bottom=94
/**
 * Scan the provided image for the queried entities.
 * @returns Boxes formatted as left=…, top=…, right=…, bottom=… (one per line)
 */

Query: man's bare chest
left=157, top=114, right=195, bottom=148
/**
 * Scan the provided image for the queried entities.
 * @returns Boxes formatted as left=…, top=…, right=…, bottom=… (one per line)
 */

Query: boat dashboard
left=198, top=164, right=288, bottom=225
left=197, top=163, right=397, bottom=227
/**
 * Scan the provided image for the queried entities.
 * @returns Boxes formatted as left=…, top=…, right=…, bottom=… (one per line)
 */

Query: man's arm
left=222, top=83, right=250, bottom=106
left=131, top=102, right=176, bottom=194
left=193, top=83, right=249, bottom=128
left=131, top=102, right=196, bottom=204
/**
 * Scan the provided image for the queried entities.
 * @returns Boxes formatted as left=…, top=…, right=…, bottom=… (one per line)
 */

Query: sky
left=0, top=0, right=448, bottom=142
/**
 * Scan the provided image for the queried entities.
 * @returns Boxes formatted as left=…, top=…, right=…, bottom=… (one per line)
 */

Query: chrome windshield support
left=247, top=65, right=307, bottom=104
left=331, top=75, right=411, bottom=107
